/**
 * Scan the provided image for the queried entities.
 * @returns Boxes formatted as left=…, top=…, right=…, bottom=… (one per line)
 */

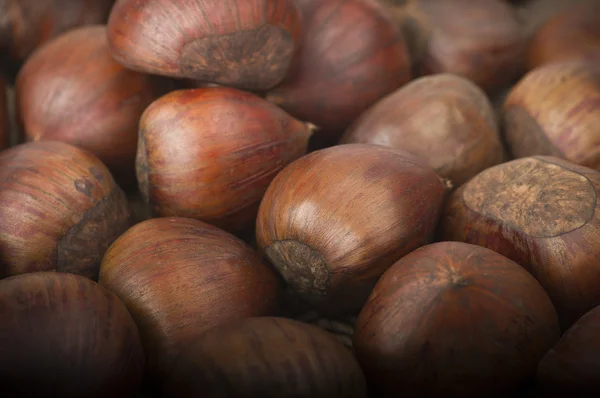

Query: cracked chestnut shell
left=0, top=141, right=132, bottom=280
left=256, top=143, right=447, bottom=313
left=164, top=317, right=367, bottom=398
left=503, top=61, right=600, bottom=170
left=440, top=156, right=600, bottom=330
left=16, top=25, right=170, bottom=186
left=136, top=87, right=312, bottom=233
left=0, top=272, right=144, bottom=398
left=107, top=0, right=301, bottom=91
left=341, top=74, right=505, bottom=187
left=99, top=217, right=282, bottom=380
left=354, top=242, right=559, bottom=398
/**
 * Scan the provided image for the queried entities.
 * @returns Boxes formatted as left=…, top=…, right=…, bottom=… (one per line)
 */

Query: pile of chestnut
left=0, top=0, right=599, bottom=397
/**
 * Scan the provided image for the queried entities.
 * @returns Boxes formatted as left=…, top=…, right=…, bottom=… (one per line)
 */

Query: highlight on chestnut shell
left=256, top=143, right=448, bottom=313
left=0, top=141, right=132, bottom=280
left=107, top=0, right=302, bottom=91
left=440, top=156, right=600, bottom=330
left=266, top=0, right=412, bottom=141
left=503, top=61, right=600, bottom=170
left=163, top=317, right=367, bottom=398
left=0, top=272, right=145, bottom=398
left=341, top=73, right=505, bottom=187
left=16, top=25, right=171, bottom=185
left=136, top=87, right=313, bottom=233
left=99, top=217, right=282, bottom=380
left=354, top=241, right=560, bottom=398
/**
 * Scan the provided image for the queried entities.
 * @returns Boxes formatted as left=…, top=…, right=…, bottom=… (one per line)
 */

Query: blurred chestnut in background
left=527, top=0, right=600, bottom=70
left=0, top=0, right=114, bottom=77
left=0, top=141, right=131, bottom=280
left=441, top=156, right=600, bottom=330
left=266, top=0, right=411, bottom=144
left=503, top=61, right=600, bottom=169
left=0, top=272, right=144, bottom=398
left=107, top=0, right=301, bottom=91
left=99, top=217, right=282, bottom=380
left=256, top=144, right=447, bottom=313
left=537, top=304, right=600, bottom=397
left=342, top=74, right=505, bottom=187
left=354, top=242, right=559, bottom=398
left=16, top=26, right=170, bottom=186
left=0, top=77, right=8, bottom=149
left=384, top=0, right=525, bottom=93
left=137, top=87, right=312, bottom=233
left=164, top=317, right=366, bottom=398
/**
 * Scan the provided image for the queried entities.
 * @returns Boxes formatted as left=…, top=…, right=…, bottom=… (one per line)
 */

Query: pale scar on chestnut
left=462, top=158, right=596, bottom=238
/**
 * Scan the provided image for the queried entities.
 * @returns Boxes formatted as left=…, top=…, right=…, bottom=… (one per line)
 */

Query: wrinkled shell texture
left=165, top=317, right=367, bottom=397
left=0, top=272, right=145, bottom=398
left=136, top=87, right=310, bottom=232
left=441, top=156, right=600, bottom=329
left=503, top=62, right=600, bottom=170
left=99, top=217, right=282, bottom=379
left=354, top=242, right=560, bottom=398
left=0, top=141, right=131, bottom=280
left=16, top=25, right=167, bottom=181
left=342, top=74, right=504, bottom=186
left=256, top=144, right=446, bottom=311
left=107, top=0, right=301, bottom=90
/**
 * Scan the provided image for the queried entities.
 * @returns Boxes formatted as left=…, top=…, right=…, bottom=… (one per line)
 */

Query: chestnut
left=137, top=87, right=312, bottom=233
left=0, top=272, right=144, bottom=398
left=107, top=0, right=301, bottom=91
left=354, top=241, right=560, bottom=398
left=99, top=217, right=282, bottom=380
left=440, top=156, right=600, bottom=330
left=537, top=304, right=600, bottom=397
left=266, top=0, right=411, bottom=143
left=341, top=74, right=505, bottom=187
left=16, top=25, right=170, bottom=186
left=0, top=77, right=8, bottom=149
left=163, top=317, right=367, bottom=398
left=527, top=0, right=600, bottom=70
left=0, top=141, right=132, bottom=280
left=503, top=61, right=600, bottom=169
left=256, top=143, right=448, bottom=313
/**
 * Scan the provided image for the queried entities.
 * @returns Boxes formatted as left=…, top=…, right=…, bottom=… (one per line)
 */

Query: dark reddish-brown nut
left=527, top=0, right=600, bottom=70
left=256, top=143, right=447, bottom=313
left=503, top=61, right=600, bottom=170
left=0, top=77, right=8, bottom=149
left=389, top=0, right=525, bottom=93
left=99, top=217, right=282, bottom=380
left=341, top=74, right=505, bottom=186
left=537, top=304, right=600, bottom=397
left=16, top=25, right=170, bottom=185
left=266, top=0, right=411, bottom=142
left=441, top=156, right=600, bottom=330
left=354, top=241, right=560, bottom=398
left=137, top=87, right=312, bottom=233
left=0, top=272, right=144, bottom=398
left=0, top=141, right=131, bottom=280
left=107, top=0, right=301, bottom=91
left=0, top=0, right=114, bottom=67
left=164, top=317, right=367, bottom=398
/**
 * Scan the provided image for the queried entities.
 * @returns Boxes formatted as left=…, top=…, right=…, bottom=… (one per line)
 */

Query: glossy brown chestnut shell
left=137, top=87, right=312, bottom=233
left=16, top=25, right=170, bottom=186
left=99, top=217, right=282, bottom=380
left=107, top=0, right=302, bottom=91
left=354, top=241, right=560, bottom=398
left=441, top=156, right=600, bottom=330
left=0, top=272, right=145, bottom=398
left=503, top=61, right=600, bottom=170
left=0, top=141, right=132, bottom=280
left=164, top=317, right=367, bottom=398
left=256, top=143, right=447, bottom=313
left=341, top=73, right=505, bottom=186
